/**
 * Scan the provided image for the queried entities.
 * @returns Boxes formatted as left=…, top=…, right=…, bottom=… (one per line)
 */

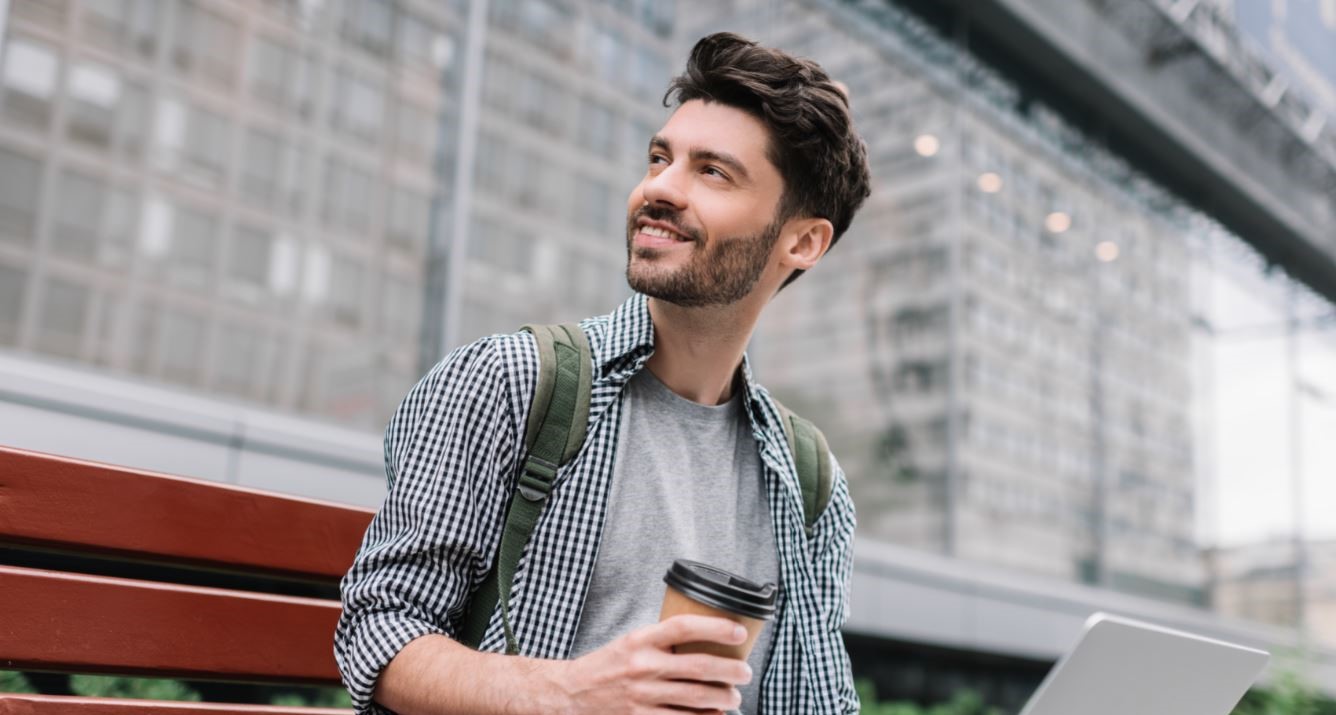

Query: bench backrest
left=0, top=446, right=375, bottom=714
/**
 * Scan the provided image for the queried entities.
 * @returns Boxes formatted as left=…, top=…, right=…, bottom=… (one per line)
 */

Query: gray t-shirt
left=569, top=368, right=779, bottom=714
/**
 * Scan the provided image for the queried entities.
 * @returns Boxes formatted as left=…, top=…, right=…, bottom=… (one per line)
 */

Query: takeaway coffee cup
left=658, top=559, right=777, bottom=660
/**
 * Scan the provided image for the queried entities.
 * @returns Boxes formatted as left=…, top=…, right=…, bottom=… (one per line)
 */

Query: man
left=335, top=32, right=871, bottom=715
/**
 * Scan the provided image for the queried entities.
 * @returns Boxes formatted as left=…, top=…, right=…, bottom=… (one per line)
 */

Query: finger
left=639, top=615, right=747, bottom=650
left=640, top=679, right=741, bottom=712
left=659, top=652, right=753, bottom=686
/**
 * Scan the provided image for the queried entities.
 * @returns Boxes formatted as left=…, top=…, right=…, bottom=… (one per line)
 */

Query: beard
left=624, top=204, right=783, bottom=308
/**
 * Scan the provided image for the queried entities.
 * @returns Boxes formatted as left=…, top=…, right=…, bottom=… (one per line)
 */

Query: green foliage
left=0, top=671, right=36, bottom=694
left=1233, top=671, right=1336, bottom=715
left=270, top=687, right=354, bottom=708
left=70, top=675, right=201, bottom=701
left=0, top=672, right=350, bottom=708
left=857, top=678, right=1003, bottom=715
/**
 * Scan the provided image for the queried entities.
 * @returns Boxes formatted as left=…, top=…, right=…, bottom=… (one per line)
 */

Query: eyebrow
left=649, top=134, right=752, bottom=182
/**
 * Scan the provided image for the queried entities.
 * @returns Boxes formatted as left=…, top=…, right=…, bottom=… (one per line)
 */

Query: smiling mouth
left=638, top=224, right=693, bottom=242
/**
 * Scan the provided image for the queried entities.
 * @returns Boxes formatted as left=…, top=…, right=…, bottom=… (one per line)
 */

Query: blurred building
left=0, top=0, right=464, bottom=430
left=1209, top=539, right=1336, bottom=650
left=0, top=0, right=671, bottom=432
left=450, top=0, right=671, bottom=345
left=681, top=0, right=1203, bottom=603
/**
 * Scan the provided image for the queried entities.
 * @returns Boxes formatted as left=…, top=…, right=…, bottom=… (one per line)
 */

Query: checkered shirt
left=334, top=293, right=859, bottom=714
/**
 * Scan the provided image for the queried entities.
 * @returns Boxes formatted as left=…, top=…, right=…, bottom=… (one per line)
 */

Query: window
left=512, top=147, right=544, bottom=205
left=321, top=157, right=376, bottom=232
left=248, top=35, right=290, bottom=107
left=398, top=12, right=451, bottom=72
left=573, top=174, right=610, bottom=231
left=15, top=0, right=70, bottom=29
left=171, top=1, right=239, bottom=89
left=228, top=224, right=273, bottom=290
left=0, top=147, right=42, bottom=245
left=626, top=118, right=659, bottom=165
left=82, top=0, right=159, bottom=58
left=52, top=169, right=107, bottom=261
left=66, top=60, right=148, bottom=158
left=243, top=133, right=307, bottom=216
left=166, top=204, right=218, bottom=286
left=894, top=359, right=950, bottom=394
left=577, top=100, right=617, bottom=157
left=642, top=0, right=673, bottom=36
left=182, top=104, right=230, bottom=187
left=66, top=62, right=117, bottom=149
left=329, top=253, right=365, bottom=327
left=2, top=37, right=59, bottom=131
left=283, top=143, right=309, bottom=216
left=117, top=80, right=150, bottom=158
left=0, top=264, right=27, bottom=345
left=248, top=36, right=319, bottom=120
left=241, top=127, right=281, bottom=206
left=342, top=0, right=395, bottom=58
left=35, top=277, right=90, bottom=359
left=592, top=24, right=622, bottom=83
left=333, top=69, right=386, bottom=143
left=633, top=47, right=667, bottom=100
left=380, top=269, right=420, bottom=340
left=469, top=216, right=531, bottom=276
left=394, top=100, right=440, bottom=163
left=473, top=133, right=508, bottom=194
left=517, top=69, right=545, bottom=130
left=482, top=54, right=516, bottom=112
left=387, top=187, right=431, bottom=250
left=215, top=323, right=265, bottom=396
left=155, top=307, right=204, bottom=384
left=103, top=186, right=138, bottom=268
left=156, top=98, right=231, bottom=187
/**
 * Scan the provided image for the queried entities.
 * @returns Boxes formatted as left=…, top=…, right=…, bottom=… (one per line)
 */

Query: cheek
left=697, top=195, right=767, bottom=238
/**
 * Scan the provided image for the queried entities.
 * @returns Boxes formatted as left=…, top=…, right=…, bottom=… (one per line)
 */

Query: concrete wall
left=0, top=351, right=386, bottom=507
left=851, top=539, right=1336, bottom=696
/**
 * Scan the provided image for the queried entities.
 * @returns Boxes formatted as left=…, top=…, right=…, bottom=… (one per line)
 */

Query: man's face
left=625, top=99, right=787, bottom=307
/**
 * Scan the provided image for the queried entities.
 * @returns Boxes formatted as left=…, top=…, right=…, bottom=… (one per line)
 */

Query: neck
left=643, top=294, right=766, bottom=406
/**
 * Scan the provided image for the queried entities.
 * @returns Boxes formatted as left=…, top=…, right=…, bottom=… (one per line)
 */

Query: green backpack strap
left=458, top=323, right=592, bottom=654
left=774, top=400, right=833, bottom=537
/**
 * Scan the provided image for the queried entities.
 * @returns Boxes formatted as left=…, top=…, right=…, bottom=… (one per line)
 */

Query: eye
left=702, top=165, right=729, bottom=180
left=648, top=153, right=669, bottom=165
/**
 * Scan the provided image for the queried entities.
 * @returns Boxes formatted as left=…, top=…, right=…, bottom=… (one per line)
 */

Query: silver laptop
left=1020, top=612, right=1270, bottom=715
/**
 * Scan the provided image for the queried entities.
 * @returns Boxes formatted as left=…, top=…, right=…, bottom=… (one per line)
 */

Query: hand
left=549, top=614, right=753, bottom=715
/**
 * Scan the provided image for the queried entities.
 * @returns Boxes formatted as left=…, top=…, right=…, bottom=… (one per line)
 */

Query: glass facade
left=0, top=0, right=1333, bottom=654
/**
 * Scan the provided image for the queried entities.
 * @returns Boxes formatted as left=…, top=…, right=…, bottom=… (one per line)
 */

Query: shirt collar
left=595, top=293, right=776, bottom=435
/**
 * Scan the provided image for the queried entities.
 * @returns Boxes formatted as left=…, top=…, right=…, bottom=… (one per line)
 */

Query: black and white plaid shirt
left=334, top=293, right=859, bottom=714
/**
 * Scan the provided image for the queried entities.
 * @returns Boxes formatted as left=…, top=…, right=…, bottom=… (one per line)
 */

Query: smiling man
left=335, top=33, right=871, bottom=715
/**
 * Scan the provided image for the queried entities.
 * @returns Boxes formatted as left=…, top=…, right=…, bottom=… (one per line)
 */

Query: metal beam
left=883, top=0, right=1336, bottom=304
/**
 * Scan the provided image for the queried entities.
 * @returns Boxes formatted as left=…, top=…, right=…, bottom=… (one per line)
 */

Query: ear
left=782, top=217, right=835, bottom=273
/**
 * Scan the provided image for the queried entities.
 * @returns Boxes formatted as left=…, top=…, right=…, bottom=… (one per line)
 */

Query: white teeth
left=643, top=225, right=672, bottom=239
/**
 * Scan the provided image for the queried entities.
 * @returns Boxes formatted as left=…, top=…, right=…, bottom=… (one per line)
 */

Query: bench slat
left=0, top=447, right=374, bottom=582
left=0, top=694, right=351, bottom=714
left=0, top=565, right=342, bottom=684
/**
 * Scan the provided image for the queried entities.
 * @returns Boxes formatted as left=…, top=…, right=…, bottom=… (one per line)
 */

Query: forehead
left=657, top=99, right=776, bottom=173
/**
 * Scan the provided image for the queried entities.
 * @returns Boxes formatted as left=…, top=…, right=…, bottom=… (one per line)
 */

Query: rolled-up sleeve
left=808, top=454, right=859, bottom=714
left=334, top=337, right=521, bottom=713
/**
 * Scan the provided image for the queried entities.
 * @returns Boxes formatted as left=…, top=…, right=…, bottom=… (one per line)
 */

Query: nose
left=641, top=161, right=688, bottom=211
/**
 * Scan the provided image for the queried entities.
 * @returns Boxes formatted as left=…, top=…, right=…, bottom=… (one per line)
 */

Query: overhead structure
left=839, top=0, right=1336, bottom=302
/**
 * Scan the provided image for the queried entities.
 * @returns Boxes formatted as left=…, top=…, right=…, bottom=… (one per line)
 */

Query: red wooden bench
left=0, top=446, right=375, bottom=713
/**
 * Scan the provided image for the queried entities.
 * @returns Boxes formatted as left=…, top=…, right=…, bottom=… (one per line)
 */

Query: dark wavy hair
left=664, top=32, right=872, bottom=287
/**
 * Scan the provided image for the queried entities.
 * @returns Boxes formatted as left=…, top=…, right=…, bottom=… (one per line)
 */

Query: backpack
left=458, top=323, right=834, bottom=654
